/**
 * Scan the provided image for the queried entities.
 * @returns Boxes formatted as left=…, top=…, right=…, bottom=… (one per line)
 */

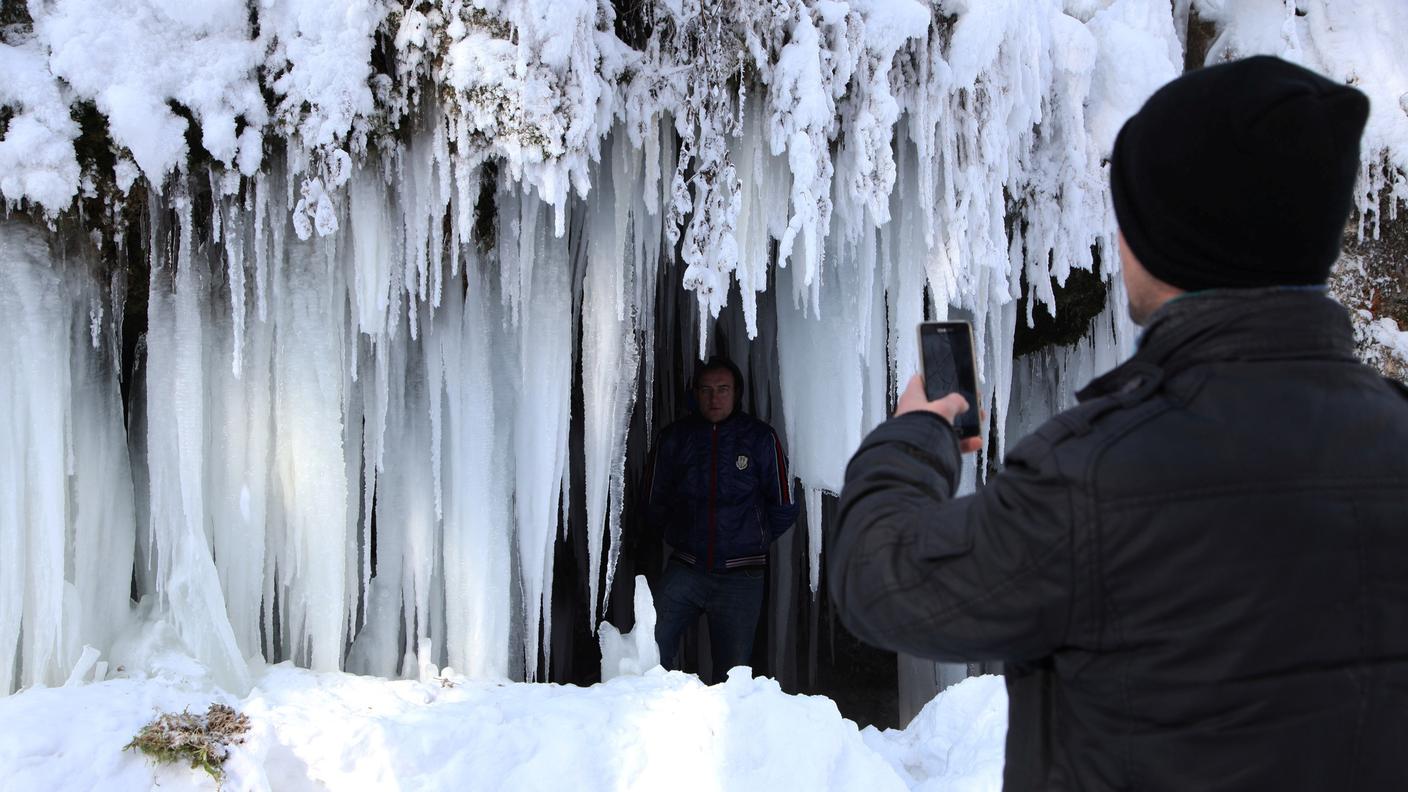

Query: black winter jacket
left=829, top=290, right=1408, bottom=791
left=645, top=412, right=799, bottom=570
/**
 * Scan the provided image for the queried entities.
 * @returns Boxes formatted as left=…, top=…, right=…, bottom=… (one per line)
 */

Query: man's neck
left=1137, top=284, right=1332, bottom=349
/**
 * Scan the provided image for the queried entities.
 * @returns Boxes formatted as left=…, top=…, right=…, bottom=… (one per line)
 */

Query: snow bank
left=0, top=655, right=1005, bottom=791
left=862, top=675, right=1007, bottom=791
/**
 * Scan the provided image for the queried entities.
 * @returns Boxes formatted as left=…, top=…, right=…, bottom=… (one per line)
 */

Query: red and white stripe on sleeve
left=771, top=430, right=792, bottom=505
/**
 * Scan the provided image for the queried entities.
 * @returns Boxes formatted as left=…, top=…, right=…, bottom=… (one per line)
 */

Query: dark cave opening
left=544, top=254, right=902, bottom=729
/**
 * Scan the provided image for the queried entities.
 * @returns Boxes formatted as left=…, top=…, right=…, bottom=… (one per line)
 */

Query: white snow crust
left=0, top=632, right=1007, bottom=791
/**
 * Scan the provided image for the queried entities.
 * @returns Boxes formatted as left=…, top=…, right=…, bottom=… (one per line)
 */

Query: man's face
left=695, top=368, right=736, bottom=424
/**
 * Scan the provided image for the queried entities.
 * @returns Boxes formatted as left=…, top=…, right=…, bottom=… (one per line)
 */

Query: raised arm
left=827, top=407, right=1076, bottom=663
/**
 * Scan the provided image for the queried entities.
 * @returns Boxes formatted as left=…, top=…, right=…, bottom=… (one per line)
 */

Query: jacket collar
left=693, top=409, right=747, bottom=427
left=1077, top=287, right=1357, bottom=403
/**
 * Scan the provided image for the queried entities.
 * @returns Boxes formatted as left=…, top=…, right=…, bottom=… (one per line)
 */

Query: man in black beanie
left=828, top=55, right=1408, bottom=791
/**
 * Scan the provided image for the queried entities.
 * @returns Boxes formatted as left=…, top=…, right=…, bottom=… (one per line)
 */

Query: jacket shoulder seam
left=1098, top=476, right=1408, bottom=510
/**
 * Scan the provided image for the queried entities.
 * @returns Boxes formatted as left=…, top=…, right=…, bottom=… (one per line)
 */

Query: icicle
left=885, top=129, right=928, bottom=396
left=360, top=341, right=389, bottom=627
left=359, top=301, right=438, bottom=677
left=426, top=321, right=445, bottom=525
left=512, top=194, right=573, bottom=681
left=270, top=231, right=351, bottom=673
left=253, top=173, right=270, bottom=323
left=640, top=124, right=675, bottom=442
left=0, top=223, right=70, bottom=690
left=805, top=488, right=823, bottom=595
left=349, top=163, right=396, bottom=337
left=109, top=269, right=126, bottom=377
left=582, top=141, right=644, bottom=628
left=429, top=112, right=452, bottom=311
left=729, top=106, right=784, bottom=340
left=142, top=194, right=251, bottom=693
left=438, top=251, right=513, bottom=678
left=225, top=200, right=246, bottom=378
left=63, top=239, right=139, bottom=679
left=775, top=221, right=871, bottom=593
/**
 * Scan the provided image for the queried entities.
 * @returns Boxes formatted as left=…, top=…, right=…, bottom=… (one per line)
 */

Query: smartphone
left=917, top=321, right=981, bottom=439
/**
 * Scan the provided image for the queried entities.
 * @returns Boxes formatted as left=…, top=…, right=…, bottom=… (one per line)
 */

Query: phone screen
left=918, top=322, right=981, bottom=439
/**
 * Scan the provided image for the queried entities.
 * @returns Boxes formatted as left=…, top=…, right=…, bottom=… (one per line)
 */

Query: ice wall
left=2, top=0, right=1402, bottom=691
left=0, top=222, right=135, bottom=692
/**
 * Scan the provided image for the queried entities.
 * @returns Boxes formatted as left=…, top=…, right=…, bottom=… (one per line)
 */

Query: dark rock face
left=1332, top=208, right=1408, bottom=382
left=1013, top=261, right=1109, bottom=358
left=1345, top=214, right=1408, bottom=329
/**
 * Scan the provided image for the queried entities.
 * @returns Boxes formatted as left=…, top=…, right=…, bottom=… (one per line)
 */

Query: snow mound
left=862, top=674, right=1008, bottom=791
left=599, top=575, right=662, bottom=682
left=0, top=659, right=1003, bottom=791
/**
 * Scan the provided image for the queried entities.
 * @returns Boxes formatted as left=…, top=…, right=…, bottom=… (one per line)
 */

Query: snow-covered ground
left=0, top=636, right=1007, bottom=792
left=0, top=584, right=1007, bottom=790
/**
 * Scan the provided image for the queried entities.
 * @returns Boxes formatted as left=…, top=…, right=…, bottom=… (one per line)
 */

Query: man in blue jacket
left=644, top=356, right=799, bottom=681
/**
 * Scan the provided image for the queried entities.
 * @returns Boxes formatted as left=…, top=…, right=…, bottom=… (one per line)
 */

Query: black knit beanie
left=1109, top=55, right=1369, bottom=290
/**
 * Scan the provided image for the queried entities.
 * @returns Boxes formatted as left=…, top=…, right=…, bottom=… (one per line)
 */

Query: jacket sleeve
left=642, top=427, right=679, bottom=533
left=827, top=411, right=1075, bottom=663
left=756, top=427, right=800, bottom=540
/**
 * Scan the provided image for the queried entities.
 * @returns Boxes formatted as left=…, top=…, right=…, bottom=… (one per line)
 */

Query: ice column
left=0, top=222, right=135, bottom=691
left=582, top=139, right=644, bottom=628
left=142, top=201, right=251, bottom=693
left=510, top=191, right=574, bottom=680
left=774, top=243, right=871, bottom=593
left=437, top=259, right=513, bottom=679
left=269, top=235, right=352, bottom=673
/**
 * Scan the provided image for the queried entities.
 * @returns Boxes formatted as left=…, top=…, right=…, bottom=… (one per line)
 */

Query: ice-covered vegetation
left=2, top=0, right=1406, bottom=699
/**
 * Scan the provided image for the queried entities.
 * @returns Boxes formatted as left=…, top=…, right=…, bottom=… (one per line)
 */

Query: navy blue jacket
left=644, top=412, right=799, bottom=570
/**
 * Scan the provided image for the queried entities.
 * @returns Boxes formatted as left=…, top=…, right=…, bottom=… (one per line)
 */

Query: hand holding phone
left=915, top=321, right=982, bottom=440
left=895, top=376, right=984, bottom=454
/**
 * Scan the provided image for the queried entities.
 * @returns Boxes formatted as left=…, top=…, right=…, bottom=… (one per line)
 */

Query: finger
left=902, top=374, right=925, bottom=400
left=894, top=375, right=923, bottom=416
left=959, top=437, right=984, bottom=454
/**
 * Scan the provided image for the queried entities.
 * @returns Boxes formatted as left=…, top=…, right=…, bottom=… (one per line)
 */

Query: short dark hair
left=693, top=356, right=745, bottom=400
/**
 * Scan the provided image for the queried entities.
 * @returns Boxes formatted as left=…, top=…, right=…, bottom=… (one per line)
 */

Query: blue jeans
left=654, top=559, right=765, bottom=683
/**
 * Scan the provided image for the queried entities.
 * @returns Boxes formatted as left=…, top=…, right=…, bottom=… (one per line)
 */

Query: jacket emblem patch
left=736, top=455, right=749, bottom=470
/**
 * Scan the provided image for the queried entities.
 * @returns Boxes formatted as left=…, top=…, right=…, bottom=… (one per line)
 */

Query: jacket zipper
left=708, top=424, right=718, bottom=569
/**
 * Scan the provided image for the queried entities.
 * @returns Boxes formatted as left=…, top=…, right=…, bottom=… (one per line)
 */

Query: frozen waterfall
left=3, top=0, right=1405, bottom=694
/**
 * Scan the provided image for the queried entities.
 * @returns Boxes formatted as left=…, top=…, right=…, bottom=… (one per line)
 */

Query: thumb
left=936, top=392, right=970, bottom=418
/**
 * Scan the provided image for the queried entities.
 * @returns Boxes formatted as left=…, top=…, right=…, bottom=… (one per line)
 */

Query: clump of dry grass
left=125, top=703, right=250, bottom=785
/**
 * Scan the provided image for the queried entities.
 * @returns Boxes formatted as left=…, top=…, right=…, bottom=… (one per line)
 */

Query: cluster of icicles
left=0, top=2, right=1163, bottom=694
